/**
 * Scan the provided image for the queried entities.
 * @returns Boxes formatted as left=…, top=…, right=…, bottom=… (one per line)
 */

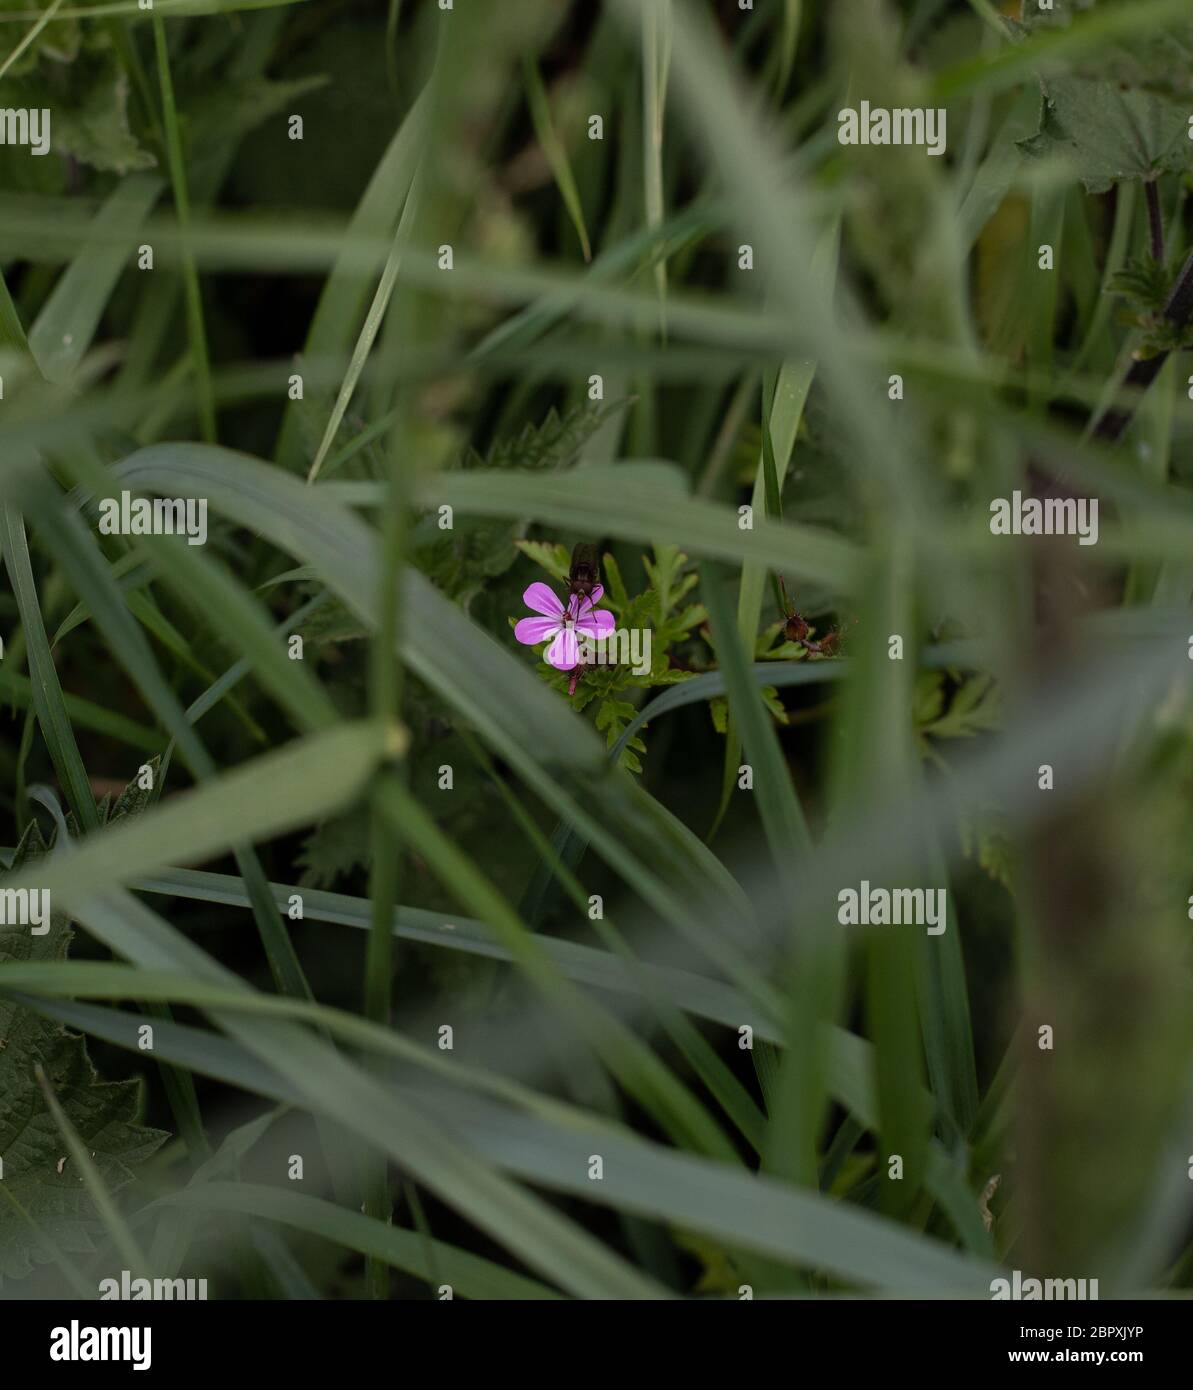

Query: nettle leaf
left=464, top=399, right=622, bottom=473
left=0, top=808, right=168, bottom=1282
left=106, top=757, right=160, bottom=824
left=417, top=512, right=528, bottom=602
left=1018, top=80, right=1190, bottom=192
left=297, top=803, right=372, bottom=889
left=291, top=589, right=370, bottom=648
left=1018, top=0, right=1193, bottom=104
left=5, top=43, right=155, bottom=176
left=415, top=402, right=623, bottom=605
left=1015, top=2, right=1193, bottom=191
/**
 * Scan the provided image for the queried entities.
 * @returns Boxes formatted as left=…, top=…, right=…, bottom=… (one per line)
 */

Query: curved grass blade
left=16, top=889, right=669, bottom=1300
left=28, top=175, right=162, bottom=385
left=0, top=502, right=101, bottom=833
left=275, top=89, right=429, bottom=469
left=0, top=669, right=165, bottom=754
left=6, top=462, right=320, bottom=1005
left=151, top=15, right=215, bottom=440
left=148, top=1183, right=561, bottom=1299
left=375, top=778, right=740, bottom=1162
left=0, top=721, right=387, bottom=906
left=414, top=463, right=860, bottom=590
left=523, top=56, right=591, bottom=263
left=307, top=164, right=424, bottom=482
left=23, top=981, right=986, bottom=1293
left=108, top=444, right=775, bottom=1003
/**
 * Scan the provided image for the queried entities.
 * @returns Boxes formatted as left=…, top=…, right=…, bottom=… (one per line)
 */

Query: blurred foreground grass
left=0, top=0, right=1191, bottom=1299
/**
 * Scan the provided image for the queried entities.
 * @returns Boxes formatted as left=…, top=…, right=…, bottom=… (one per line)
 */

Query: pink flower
left=514, top=581, right=615, bottom=670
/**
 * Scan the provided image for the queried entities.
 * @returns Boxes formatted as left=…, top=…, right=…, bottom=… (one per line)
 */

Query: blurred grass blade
left=28, top=175, right=163, bottom=384
left=149, top=1183, right=561, bottom=1299
left=276, top=88, right=429, bottom=469
left=109, top=443, right=774, bottom=1004
left=22, top=888, right=669, bottom=1300
left=307, top=164, right=424, bottom=482
left=0, top=722, right=387, bottom=904
left=523, top=56, right=591, bottom=263
left=0, top=500, right=102, bottom=833
left=0, top=668, right=166, bottom=753
left=152, top=15, right=216, bottom=440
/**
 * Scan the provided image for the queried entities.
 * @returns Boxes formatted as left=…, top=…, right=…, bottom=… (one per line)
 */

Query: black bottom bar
left=7, top=1296, right=1183, bottom=1375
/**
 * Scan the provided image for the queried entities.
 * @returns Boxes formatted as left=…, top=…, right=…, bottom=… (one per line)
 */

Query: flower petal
left=514, top=616, right=560, bottom=646
left=523, top=582, right=564, bottom=618
left=577, top=608, right=616, bottom=639
left=586, top=584, right=604, bottom=606
left=545, top=627, right=580, bottom=670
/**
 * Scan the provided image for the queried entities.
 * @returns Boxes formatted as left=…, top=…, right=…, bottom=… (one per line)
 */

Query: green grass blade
left=0, top=722, right=386, bottom=906
left=523, top=56, right=592, bottom=263
left=0, top=668, right=166, bottom=754
left=275, top=88, right=429, bottom=469
left=28, top=175, right=162, bottom=384
left=151, top=15, right=216, bottom=441
left=19, top=890, right=669, bottom=1300
left=0, top=501, right=102, bottom=833
left=149, top=1183, right=561, bottom=1299
left=307, top=166, right=424, bottom=483
left=375, top=778, right=739, bottom=1162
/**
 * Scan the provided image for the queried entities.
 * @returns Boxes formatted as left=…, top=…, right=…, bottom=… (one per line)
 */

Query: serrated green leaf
left=1016, top=2, right=1193, bottom=191
left=4, top=47, right=155, bottom=175
left=1017, top=0, right=1193, bottom=104
left=0, top=803, right=168, bottom=1283
left=1019, top=78, right=1192, bottom=192
left=107, top=757, right=160, bottom=824
left=415, top=402, right=624, bottom=602
left=471, top=399, right=623, bottom=473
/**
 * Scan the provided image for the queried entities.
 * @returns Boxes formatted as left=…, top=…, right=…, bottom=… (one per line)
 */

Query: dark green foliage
left=1016, top=1, right=1193, bottom=191
left=0, top=774, right=168, bottom=1282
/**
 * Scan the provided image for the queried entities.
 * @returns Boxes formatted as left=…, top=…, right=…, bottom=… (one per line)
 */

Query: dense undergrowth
left=1, top=0, right=1192, bottom=1300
